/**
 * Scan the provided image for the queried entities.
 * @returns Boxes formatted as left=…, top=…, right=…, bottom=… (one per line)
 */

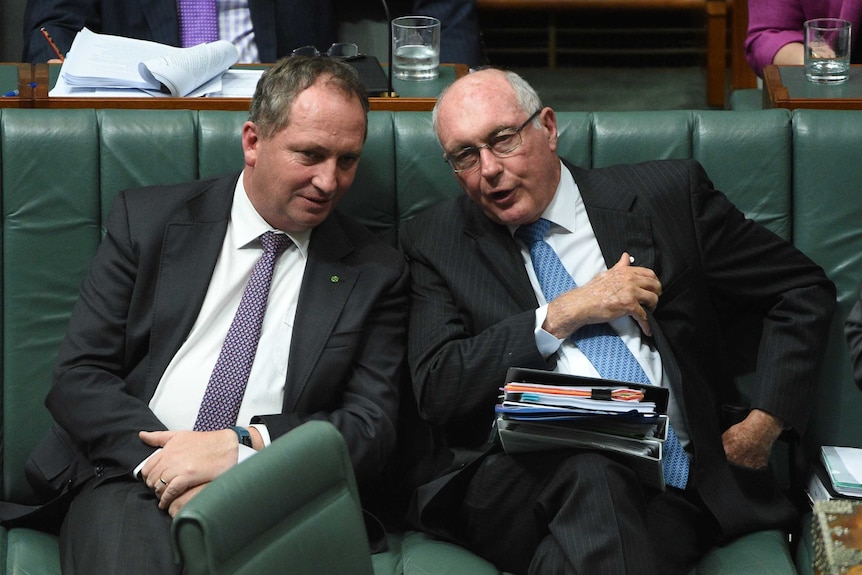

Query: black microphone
left=381, top=0, right=396, bottom=97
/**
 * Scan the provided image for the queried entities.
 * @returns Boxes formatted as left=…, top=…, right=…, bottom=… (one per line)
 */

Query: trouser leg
left=59, top=476, right=179, bottom=575
left=459, top=450, right=657, bottom=575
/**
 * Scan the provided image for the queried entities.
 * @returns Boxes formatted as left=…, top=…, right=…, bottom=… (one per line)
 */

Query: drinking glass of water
left=804, top=18, right=852, bottom=84
left=391, top=16, right=440, bottom=81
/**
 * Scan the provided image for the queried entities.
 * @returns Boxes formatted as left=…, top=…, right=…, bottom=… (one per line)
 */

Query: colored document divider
left=495, top=366, right=669, bottom=490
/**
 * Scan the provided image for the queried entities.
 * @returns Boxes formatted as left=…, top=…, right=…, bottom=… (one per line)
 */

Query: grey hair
left=431, top=67, right=544, bottom=146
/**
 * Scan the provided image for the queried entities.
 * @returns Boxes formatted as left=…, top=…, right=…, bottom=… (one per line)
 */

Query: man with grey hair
left=33, top=56, right=407, bottom=574
left=401, top=67, right=835, bottom=574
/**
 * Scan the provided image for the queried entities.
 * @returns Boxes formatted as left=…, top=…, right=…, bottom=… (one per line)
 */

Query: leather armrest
left=171, top=421, right=374, bottom=575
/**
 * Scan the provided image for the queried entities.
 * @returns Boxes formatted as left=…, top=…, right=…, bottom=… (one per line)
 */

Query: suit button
left=95, top=462, right=104, bottom=478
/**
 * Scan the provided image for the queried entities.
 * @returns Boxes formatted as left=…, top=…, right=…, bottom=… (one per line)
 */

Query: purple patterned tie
left=516, top=218, right=690, bottom=489
left=177, top=0, right=219, bottom=48
left=194, top=231, right=292, bottom=431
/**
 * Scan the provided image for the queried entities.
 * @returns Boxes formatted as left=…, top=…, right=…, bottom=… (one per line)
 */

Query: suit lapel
left=463, top=202, right=539, bottom=311
left=569, top=163, right=655, bottom=273
left=149, top=176, right=236, bottom=388
left=283, top=215, right=358, bottom=410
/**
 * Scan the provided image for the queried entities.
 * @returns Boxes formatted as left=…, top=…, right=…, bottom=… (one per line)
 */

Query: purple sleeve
left=745, top=0, right=809, bottom=77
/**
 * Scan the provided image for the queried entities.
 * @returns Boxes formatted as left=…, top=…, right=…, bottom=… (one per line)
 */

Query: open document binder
left=496, top=367, right=669, bottom=490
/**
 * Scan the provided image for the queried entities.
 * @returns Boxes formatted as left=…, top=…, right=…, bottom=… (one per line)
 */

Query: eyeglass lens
left=448, top=110, right=541, bottom=172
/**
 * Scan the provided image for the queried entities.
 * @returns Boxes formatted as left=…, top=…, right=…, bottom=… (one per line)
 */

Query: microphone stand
left=380, top=0, right=398, bottom=97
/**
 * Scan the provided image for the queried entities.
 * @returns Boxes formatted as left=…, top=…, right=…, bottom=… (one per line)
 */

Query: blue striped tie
left=516, top=218, right=689, bottom=489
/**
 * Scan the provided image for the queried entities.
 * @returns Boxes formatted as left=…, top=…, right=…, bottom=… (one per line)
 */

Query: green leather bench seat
left=1, top=107, right=860, bottom=574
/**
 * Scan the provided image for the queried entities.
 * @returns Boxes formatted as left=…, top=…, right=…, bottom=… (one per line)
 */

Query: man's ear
left=241, top=121, right=259, bottom=166
left=540, top=107, right=559, bottom=151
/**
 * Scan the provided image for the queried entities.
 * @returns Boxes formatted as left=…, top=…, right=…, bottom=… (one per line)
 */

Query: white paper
left=821, top=446, right=862, bottom=497
left=53, top=28, right=239, bottom=97
left=206, top=69, right=265, bottom=97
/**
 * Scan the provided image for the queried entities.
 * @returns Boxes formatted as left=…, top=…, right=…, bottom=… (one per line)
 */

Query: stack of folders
left=495, top=367, right=669, bottom=490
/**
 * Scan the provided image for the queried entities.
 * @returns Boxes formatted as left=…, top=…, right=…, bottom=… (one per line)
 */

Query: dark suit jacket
left=400, top=158, right=835, bottom=541
left=40, top=173, right=407, bottom=495
left=845, top=281, right=862, bottom=387
left=22, top=0, right=334, bottom=63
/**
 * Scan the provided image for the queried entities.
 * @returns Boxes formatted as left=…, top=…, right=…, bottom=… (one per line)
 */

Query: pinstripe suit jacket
left=400, top=158, right=835, bottom=540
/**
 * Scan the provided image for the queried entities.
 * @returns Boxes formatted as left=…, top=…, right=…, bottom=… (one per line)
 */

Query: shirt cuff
left=134, top=448, right=161, bottom=480
left=250, top=423, right=272, bottom=447
left=237, top=424, right=270, bottom=463
left=237, top=443, right=256, bottom=463
left=534, top=304, right=564, bottom=358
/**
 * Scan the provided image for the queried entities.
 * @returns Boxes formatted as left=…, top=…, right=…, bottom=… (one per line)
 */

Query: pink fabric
left=745, top=0, right=862, bottom=77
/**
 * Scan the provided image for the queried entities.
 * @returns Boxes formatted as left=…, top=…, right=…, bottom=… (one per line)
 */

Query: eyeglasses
left=291, top=43, right=364, bottom=61
left=444, top=110, right=542, bottom=173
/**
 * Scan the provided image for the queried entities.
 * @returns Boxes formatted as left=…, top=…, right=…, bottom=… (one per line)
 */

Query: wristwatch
left=230, top=426, right=253, bottom=448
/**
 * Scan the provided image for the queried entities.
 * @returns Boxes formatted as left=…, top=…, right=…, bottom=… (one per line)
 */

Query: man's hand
left=543, top=252, right=662, bottom=338
left=139, top=429, right=238, bottom=511
left=167, top=483, right=209, bottom=517
left=721, top=409, right=784, bottom=469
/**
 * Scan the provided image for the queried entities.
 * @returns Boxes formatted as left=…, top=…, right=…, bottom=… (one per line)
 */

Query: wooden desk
left=763, top=65, right=862, bottom=110
left=32, top=63, right=468, bottom=111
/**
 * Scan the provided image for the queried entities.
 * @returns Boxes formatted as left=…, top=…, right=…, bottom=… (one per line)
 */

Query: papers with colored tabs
left=495, top=367, right=670, bottom=490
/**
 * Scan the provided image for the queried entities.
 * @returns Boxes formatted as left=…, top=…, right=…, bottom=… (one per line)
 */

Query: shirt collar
left=231, top=173, right=311, bottom=257
left=509, top=160, right=581, bottom=237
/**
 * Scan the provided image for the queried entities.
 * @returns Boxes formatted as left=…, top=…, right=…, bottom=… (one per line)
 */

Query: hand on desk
left=543, top=252, right=662, bottom=338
